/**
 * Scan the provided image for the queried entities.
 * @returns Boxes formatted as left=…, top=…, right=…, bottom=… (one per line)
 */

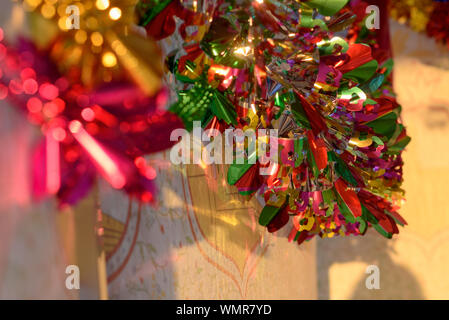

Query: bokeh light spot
left=9, top=79, right=23, bottom=94
left=109, top=7, right=122, bottom=20
left=96, top=0, right=110, bottom=10
left=39, top=83, right=59, bottom=100
left=102, top=52, right=117, bottom=68
left=81, top=107, right=95, bottom=122
left=52, top=127, right=67, bottom=141
left=27, top=97, right=43, bottom=113
left=23, top=78, right=38, bottom=94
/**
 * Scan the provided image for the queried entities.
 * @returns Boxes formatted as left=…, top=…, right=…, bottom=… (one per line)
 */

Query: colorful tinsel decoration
left=0, top=1, right=184, bottom=206
left=138, top=0, right=410, bottom=244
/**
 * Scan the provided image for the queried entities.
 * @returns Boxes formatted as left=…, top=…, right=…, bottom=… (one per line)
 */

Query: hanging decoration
left=0, top=0, right=185, bottom=206
left=138, top=0, right=410, bottom=244
left=0, top=35, right=183, bottom=206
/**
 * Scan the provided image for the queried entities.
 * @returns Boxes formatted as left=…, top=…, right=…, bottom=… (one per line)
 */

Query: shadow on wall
left=317, top=232, right=424, bottom=299
left=101, top=160, right=317, bottom=299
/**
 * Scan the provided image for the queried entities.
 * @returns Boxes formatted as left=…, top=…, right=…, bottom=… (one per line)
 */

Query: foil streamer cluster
left=0, top=0, right=184, bottom=206
left=139, top=0, right=410, bottom=244
left=390, top=0, right=449, bottom=48
left=0, top=34, right=183, bottom=206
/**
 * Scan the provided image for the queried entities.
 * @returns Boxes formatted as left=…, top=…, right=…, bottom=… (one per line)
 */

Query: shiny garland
left=138, top=0, right=410, bottom=244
